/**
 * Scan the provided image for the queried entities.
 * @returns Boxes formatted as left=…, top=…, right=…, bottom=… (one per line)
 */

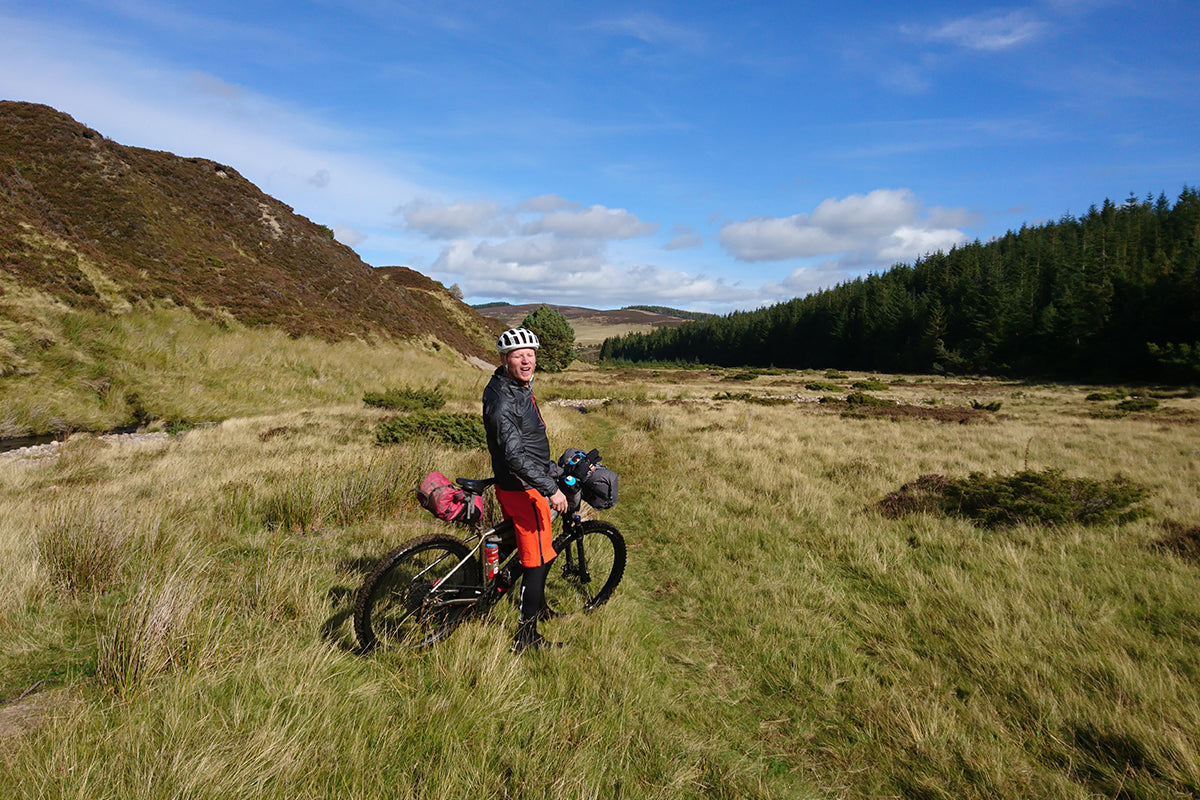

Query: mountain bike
left=354, top=476, right=626, bottom=652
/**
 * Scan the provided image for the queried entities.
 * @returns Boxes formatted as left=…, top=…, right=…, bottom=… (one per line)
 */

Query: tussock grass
left=0, top=501, right=39, bottom=628
left=1, top=359, right=1199, bottom=798
left=34, top=498, right=137, bottom=596
left=96, top=567, right=216, bottom=697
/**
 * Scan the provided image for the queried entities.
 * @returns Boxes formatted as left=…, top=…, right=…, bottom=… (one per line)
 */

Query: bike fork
left=564, top=537, right=590, bottom=584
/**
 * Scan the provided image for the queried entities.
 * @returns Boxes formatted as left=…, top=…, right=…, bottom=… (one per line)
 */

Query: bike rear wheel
left=544, top=520, right=626, bottom=616
left=354, top=534, right=479, bottom=652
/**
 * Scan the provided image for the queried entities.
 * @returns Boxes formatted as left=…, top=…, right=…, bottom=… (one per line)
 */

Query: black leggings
left=519, top=560, right=552, bottom=621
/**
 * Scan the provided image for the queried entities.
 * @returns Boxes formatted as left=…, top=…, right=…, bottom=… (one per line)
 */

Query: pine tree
left=521, top=305, right=575, bottom=372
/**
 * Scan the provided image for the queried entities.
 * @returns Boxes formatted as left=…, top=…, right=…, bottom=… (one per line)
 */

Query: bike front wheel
left=544, top=520, right=626, bottom=616
left=354, top=534, right=479, bottom=652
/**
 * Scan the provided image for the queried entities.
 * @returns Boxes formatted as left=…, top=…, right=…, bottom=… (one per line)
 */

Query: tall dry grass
left=0, top=301, right=489, bottom=437
left=95, top=565, right=221, bottom=698
left=33, top=498, right=137, bottom=597
left=1, top=360, right=1198, bottom=798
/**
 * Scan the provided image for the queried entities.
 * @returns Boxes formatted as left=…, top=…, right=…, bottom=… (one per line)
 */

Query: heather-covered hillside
left=0, top=101, right=495, bottom=358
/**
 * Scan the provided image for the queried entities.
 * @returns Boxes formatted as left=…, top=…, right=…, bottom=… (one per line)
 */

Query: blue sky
left=2, top=1, right=1197, bottom=313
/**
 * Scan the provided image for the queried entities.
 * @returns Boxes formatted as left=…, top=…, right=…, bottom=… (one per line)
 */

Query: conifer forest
left=602, top=188, right=1200, bottom=383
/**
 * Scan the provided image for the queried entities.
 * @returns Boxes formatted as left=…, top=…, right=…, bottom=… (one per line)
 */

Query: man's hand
left=548, top=489, right=569, bottom=514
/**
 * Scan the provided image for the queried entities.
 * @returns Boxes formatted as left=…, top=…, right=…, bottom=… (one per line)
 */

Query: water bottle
left=484, top=540, right=500, bottom=580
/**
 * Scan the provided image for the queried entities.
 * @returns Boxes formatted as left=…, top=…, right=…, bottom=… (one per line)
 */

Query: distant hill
left=476, top=303, right=695, bottom=346
left=623, top=305, right=717, bottom=322
left=0, top=101, right=496, bottom=359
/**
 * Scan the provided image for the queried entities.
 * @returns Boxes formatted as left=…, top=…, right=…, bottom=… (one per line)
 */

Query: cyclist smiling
left=482, top=327, right=568, bottom=653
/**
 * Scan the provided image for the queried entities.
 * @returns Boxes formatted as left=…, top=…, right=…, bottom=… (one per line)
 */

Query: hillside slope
left=479, top=303, right=692, bottom=346
left=0, top=101, right=494, bottom=358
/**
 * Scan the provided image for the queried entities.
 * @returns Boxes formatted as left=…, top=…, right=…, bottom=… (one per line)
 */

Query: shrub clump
left=806, top=381, right=841, bottom=392
left=852, top=380, right=889, bottom=391
left=1115, top=397, right=1159, bottom=413
left=710, top=390, right=790, bottom=406
left=878, top=469, right=1149, bottom=529
left=970, top=399, right=1003, bottom=412
left=845, top=391, right=893, bottom=407
left=363, top=385, right=446, bottom=412
left=375, top=412, right=486, bottom=450
left=748, top=396, right=792, bottom=406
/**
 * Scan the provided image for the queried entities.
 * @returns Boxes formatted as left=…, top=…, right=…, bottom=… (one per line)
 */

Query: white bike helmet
left=496, top=327, right=541, bottom=353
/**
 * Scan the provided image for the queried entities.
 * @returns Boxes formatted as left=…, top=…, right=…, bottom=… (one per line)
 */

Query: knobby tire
left=544, top=520, right=626, bottom=616
left=354, top=533, right=477, bottom=652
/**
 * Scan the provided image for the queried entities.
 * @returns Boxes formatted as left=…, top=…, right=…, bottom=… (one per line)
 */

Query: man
left=482, top=327, right=569, bottom=652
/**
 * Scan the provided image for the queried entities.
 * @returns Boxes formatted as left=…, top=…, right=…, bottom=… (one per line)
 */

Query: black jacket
left=482, top=367, right=557, bottom=496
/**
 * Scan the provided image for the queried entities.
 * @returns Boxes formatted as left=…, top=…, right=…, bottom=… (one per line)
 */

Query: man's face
left=503, top=347, right=537, bottom=385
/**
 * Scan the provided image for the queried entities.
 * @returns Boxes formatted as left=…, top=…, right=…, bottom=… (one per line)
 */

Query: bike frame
left=424, top=510, right=587, bottom=609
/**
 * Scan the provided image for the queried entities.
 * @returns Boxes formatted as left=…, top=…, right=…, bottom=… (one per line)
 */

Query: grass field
left=2, top=328, right=1199, bottom=798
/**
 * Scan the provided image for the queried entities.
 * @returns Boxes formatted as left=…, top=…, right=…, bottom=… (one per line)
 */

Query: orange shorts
left=496, top=487, right=557, bottom=567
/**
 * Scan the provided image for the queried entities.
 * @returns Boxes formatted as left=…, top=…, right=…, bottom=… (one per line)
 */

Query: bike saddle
left=455, top=477, right=496, bottom=494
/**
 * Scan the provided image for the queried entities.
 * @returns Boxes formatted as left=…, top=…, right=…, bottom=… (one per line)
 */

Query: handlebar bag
left=557, top=448, right=619, bottom=510
left=417, top=471, right=483, bottom=524
left=580, top=464, right=618, bottom=509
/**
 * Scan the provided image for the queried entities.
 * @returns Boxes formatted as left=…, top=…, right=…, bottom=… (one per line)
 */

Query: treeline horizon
left=601, top=187, right=1200, bottom=383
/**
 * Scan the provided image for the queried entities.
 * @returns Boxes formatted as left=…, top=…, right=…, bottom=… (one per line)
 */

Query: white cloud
left=433, top=237, right=602, bottom=284
left=878, top=226, right=969, bottom=261
left=477, top=235, right=603, bottom=270
left=719, top=218, right=846, bottom=262
left=810, top=189, right=920, bottom=236
left=522, top=204, right=659, bottom=239
left=333, top=226, right=367, bottom=246
left=397, top=200, right=509, bottom=239
left=520, top=193, right=577, bottom=213
left=396, top=196, right=660, bottom=245
left=769, top=250, right=894, bottom=300
left=768, top=266, right=842, bottom=300
left=431, top=235, right=757, bottom=310
left=914, top=11, right=1048, bottom=52
left=719, top=189, right=970, bottom=265
left=928, top=204, right=985, bottom=229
